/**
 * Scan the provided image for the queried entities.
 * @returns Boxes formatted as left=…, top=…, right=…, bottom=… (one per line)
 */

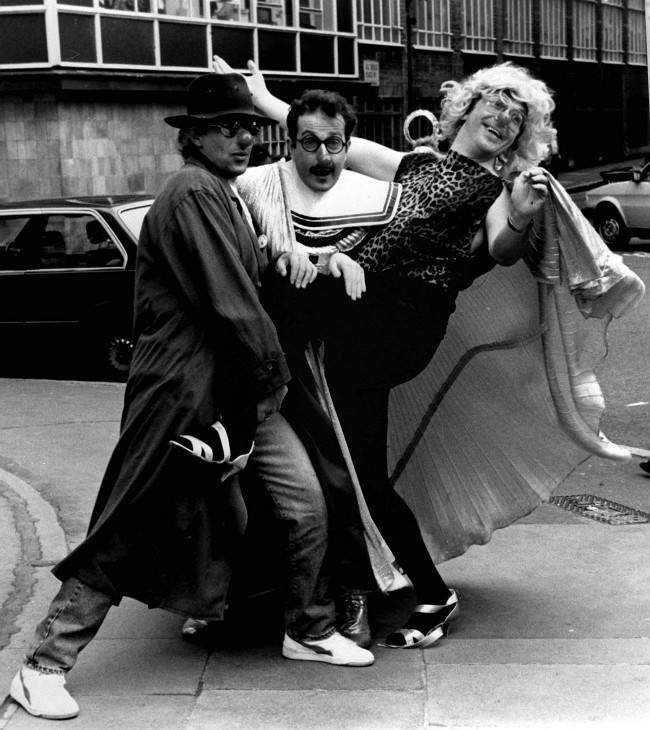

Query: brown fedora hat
left=164, top=73, right=273, bottom=128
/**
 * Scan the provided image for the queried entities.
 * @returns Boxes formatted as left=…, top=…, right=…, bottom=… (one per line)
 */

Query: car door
left=21, top=210, right=130, bottom=352
left=0, top=211, right=39, bottom=347
left=620, top=165, right=650, bottom=229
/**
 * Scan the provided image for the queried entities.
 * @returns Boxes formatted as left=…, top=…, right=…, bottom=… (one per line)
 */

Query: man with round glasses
left=236, top=88, right=405, bottom=649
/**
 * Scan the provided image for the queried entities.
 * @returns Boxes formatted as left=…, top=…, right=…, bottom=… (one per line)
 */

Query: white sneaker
left=10, top=665, right=80, bottom=720
left=282, top=631, right=374, bottom=666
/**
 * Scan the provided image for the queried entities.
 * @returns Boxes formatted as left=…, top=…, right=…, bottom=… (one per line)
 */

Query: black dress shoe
left=337, top=591, right=372, bottom=648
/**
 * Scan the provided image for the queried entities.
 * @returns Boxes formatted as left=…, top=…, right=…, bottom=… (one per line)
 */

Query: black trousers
left=265, top=271, right=455, bottom=604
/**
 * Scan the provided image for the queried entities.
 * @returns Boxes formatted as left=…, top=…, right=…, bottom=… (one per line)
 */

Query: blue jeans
left=25, top=412, right=336, bottom=673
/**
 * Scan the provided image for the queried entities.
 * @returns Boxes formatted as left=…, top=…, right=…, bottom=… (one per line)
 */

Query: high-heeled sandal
left=380, top=588, right=459, bottom=649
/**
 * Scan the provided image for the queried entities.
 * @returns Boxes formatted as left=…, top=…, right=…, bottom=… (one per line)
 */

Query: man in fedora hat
left=9, top=72, right=373, bottom=723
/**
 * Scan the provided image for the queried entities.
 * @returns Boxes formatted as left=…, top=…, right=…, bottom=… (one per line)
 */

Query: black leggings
left=266, top=272, right=454, bottom=604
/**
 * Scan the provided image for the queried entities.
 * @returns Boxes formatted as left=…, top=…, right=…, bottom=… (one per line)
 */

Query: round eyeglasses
left=296, top=134, right=348, bottom=154
left=481, top=93, right=526, bottom=130
left=210, top=120, right=262, bottom=138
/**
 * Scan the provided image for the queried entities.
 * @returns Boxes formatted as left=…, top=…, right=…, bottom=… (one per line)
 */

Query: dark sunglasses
left=209, top=120, right=262, bottom=138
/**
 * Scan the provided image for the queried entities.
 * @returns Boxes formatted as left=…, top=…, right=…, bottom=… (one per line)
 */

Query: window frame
left=503, top=0, right=533, bottom=57
left=539, top=0, right=567, bottom=59
left=572, top=0, right=597, bottom=63
left=356, top=0, right=401, bottom=46
left=461, top=0, right=495, bottom=55
left=0, top=0, right=357, bottom=76
left=413, top=0, right=451, bottom=51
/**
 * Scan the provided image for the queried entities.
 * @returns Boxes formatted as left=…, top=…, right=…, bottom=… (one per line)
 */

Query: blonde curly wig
left=439, top=63, right=556, bottom=172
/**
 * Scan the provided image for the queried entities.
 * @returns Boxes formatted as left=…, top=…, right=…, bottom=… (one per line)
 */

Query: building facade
left=0, top=0, right=648, bottom=200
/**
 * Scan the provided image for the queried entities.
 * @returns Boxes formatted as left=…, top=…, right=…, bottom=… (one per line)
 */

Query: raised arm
left=483, top=168, right=549, bottom=265
left=212, top=55, right=405, bottom=182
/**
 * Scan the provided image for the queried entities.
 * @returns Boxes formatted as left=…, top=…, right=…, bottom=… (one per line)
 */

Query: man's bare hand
left=212, top=56, right=271, bottom=104
left=212, top=55, right=234, bottom=74
left=256, top=385, right=288, bottom=423
left=275, top=252, right=318, bottom=288
left=328, top=253, right=366, bottom=300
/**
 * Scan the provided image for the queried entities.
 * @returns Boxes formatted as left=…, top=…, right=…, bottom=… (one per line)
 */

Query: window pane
left=572, top=0, right=596, bottom=61
left=0, top=217, right=32, bottom=271
left=211, top=26, right=254, bottom=68
left=160, top=22, right=207, bottom=67
left=210, top=0, right=251, bottom=21
left=100, top=0, right=136, bottom=9
left=415, top=0, right=451, bottom=49
left=101, top=17, right=155, bottom=65
left=59, top=0, right=94, bottom=6
left=337, top=36, right=354, bottom=74
left=257, top=1, right=286, bottom=26
left=59, top=13, right=97, bottom=63
left=158, top=0, right=204, bottom=17
left=628, top=8, right=647, bottom=65
left=258, top=30, right=295, bottom=70
left=0, top=14, right=48, bottom=64
left=300, top=33, right=333, bottom=72
left=80, top=218, right=125, bottom=268
left=540, top=0, right=566, bottom=59
left=337, top=0, right=352, bottom=32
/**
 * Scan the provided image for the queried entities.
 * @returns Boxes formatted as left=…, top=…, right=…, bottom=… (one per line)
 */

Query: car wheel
left=89, top=328, right=133, bottom=380
left=105, top=333, right=134, bottom=378
left=596, top=207, right=630, bottom=249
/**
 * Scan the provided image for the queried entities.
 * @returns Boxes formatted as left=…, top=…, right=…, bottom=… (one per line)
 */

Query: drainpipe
left=646, top=1, right=650, bottom=120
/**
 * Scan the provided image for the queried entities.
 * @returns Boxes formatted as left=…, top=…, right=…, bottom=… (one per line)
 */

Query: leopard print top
left=353, top=149, right=504, bottom=293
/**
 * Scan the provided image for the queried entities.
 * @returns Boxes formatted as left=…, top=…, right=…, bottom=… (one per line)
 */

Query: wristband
left=507, top=214, right=528, bottom=233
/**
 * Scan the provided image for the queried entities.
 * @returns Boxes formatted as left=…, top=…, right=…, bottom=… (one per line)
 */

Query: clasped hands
left=275, top=251, right=366, bottom=300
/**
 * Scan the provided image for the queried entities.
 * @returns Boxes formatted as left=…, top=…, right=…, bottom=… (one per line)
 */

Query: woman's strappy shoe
left=380, top=588, right=459, bottom=649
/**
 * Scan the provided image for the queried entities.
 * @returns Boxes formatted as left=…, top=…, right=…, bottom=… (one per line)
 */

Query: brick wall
left=0, top=94, right=181, bottom=202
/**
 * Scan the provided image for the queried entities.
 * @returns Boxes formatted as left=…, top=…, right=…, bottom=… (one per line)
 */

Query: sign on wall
left=363, top=59, right=380, bottom=86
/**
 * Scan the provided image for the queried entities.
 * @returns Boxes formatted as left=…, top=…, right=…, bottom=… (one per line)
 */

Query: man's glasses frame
left=295, top=134, right=349, bottom=154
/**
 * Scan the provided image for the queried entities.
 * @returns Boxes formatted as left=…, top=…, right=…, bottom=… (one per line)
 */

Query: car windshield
left=118, top=204, right=150, bottom=241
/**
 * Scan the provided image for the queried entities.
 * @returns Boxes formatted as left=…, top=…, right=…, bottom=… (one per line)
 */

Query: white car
left=585, top=163, right=650, bottom=249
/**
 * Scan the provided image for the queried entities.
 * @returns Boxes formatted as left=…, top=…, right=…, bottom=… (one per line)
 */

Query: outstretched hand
left=213, top=55, right=270, bottom=105
left=212, top=55, right=234, bottom=74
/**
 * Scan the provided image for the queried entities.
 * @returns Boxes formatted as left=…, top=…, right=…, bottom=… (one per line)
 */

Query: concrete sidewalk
left=1, top=380, right=649, bottom=728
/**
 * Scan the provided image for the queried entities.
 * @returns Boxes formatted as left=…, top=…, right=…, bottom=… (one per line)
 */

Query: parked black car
left=0, top=195, right=153, bottom=379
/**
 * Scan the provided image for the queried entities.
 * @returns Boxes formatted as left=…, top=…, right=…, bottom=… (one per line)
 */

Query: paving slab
left=6, top=695, right=196, bottom=730
left=188, top=690, right=425, bottom=730
left=65, top=639, right=206, bottom=696
left=428, top=638, right=650, bottom=665
left=204, top=645, right=424, bottom=691
left=440, top=524, right=650, bottom=639
left=425, top=663, right=650, bottom=728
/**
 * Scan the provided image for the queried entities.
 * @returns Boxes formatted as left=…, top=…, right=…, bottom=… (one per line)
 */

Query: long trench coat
left=53, top=155, right=290, bottom=619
